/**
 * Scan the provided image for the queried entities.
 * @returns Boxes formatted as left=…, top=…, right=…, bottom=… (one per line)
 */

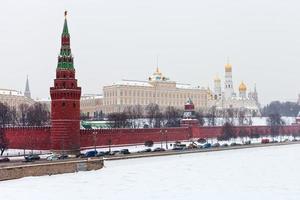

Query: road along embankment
left=0, top=158, right=103, bottom=181
left=105, top=141, right=300, bottom=161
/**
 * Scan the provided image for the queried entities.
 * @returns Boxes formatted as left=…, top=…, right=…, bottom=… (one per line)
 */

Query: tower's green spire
left=57, top=11, right=74, bottom=69
left=62, top=11, right=69, bottom=36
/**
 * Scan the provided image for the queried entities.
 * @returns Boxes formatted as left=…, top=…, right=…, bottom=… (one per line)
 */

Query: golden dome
left=214, top=75, right=221, bottom=82
left=239, top=81, right=247, bottom=92
left=225, top=63, right=232, bottom=72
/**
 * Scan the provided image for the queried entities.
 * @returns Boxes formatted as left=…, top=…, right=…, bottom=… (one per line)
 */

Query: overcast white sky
left=0, top=0, right=299, bottom=105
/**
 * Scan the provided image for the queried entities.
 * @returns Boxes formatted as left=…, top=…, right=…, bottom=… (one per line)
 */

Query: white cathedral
left=208, top=61, right=261, bottom=117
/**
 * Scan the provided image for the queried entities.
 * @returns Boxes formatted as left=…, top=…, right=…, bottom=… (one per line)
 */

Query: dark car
left=153, top=147, right=166, bottom=152
left=24, top=154, right=40, bottom=162
left=221, top=143, right=229, bottom=147
left=58, top=154, right=69, bottom=159
left=244, top=141, right=251, bottom=145
left=202, top=143, right=212, bottom=148
left=0, top=157, right=10, bottom=163
left=97, top=151, right=106, bottom=157
left=83, top=150, right=98, bottom=158
left=119, top=149, right=130, bottom=154
left=212, top=143, right=220, bottom=148
left=138, top=148, right=152, bottom=153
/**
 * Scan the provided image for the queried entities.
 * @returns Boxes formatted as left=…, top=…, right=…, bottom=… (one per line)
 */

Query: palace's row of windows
left=104, top=90, right=206, bottom=100
left=103, top=98, right=205, bottom=106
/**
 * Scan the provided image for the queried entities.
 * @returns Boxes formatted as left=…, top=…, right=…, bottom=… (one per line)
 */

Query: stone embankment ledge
left=0, top=158, right=103, bottom=181
left=105, top=141, right=300, bottom=161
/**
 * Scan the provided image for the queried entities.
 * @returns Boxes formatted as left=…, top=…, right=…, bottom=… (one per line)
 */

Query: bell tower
left=50, top=11, right=81, bottom=154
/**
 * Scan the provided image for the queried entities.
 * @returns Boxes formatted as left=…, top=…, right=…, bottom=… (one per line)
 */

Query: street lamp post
left=160, top=130, right=163, bottom=148
left=160, top=129, right=168, bottom=149
left=93, top=131, right=97, bottom=152
left=165, top=130, right=168, bottom=149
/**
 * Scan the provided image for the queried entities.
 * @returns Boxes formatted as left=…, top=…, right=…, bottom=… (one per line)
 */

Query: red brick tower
left=50, top=11, right=81, bottom=154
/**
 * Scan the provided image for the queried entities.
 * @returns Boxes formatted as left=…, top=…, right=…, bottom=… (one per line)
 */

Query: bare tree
left=207, top=106, right=217, bottom=126
left=238, top=109, right=246, bottom=126
left=194, top=110, right=205, bottom=126
left=0, top=103, right=10, bottom=155
left=124, top=105, right=144, bottom=128
left=267, top=113, right=285, bottom=141
left=218, top=122, right=236, bottom=141
left=164, top=106, right=182, bottom=127
left=27, top=103, right=50, bottom=126
left=107, top=112, right=128, bottom=128
left=146, top=103, right=163, bottom=128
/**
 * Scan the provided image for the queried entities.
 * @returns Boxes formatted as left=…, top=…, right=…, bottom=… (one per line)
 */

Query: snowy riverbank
left=1, top=144, right=300, bottom=200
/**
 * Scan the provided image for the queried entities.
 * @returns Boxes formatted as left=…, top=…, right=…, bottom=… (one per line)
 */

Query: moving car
left=202, top=143, right=212, bottom=148
left=97, top=151, right=106, bottom=157
left=58, top=154, right=69, bottom=159
left=221, top=143, right=229, bottom=147
left=153, top=147, right=166, bottom=152
left=212, top=143, right=220, bottom=148
left=137, top=148, right=152, bottom=153
left=83, top=150, right=98, bottom=158
left=24, top=154, right=40, bottom=162
left=46, top=154, right=59, bottom=161
left=119, top=149, right=130, bottom=154
left=0, top=157, right=10, bottom=163
left=261, top=139, right=270, bottom=144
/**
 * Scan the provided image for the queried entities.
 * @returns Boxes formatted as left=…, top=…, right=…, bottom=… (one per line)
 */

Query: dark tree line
left=262, top=101, right=300, bottom=117
left=107, top=104, right=185, bottom=128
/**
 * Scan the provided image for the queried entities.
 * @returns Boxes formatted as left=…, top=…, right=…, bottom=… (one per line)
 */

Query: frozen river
left=1, top=144, right=300, bottom=200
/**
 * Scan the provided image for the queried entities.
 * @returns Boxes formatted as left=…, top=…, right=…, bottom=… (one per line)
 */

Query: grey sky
left=0, top=0, right=299, bottom=105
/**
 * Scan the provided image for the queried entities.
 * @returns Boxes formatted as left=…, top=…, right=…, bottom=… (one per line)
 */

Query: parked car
left=172, top=144, right=187, bottom=150
left=119, top=149, right=130, bottom=154
left=202, top=143, right=212, bottom=148
left=172, top=146, right=185, bottom=150
left=97, top=151, right=106, bottom=157
left=221, top=143, right=229, bottom=147
left=83, top=150, right=98, bottom=158
left=24, top=154, right=40, bottom=162
left=0, top=157, right=10, bottom=163
left=230, top=142, right=241, bottom=146
left=153, top=147, right=166, bottom=152
left=58, top=154, right=69, bottom=159
left=138, top=148, right=152, bottom=153
left=244, top=141, right=251, bottom=145
left=46, top=154, right=59, bottom=161
left=212, top=143, right=220, bottom=148
left=261, top=139, right=270, bottom=144
left=188, top=143, right=198, bottom=149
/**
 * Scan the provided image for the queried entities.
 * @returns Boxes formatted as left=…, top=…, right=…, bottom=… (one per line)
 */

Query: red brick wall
left=4, top=125, right=300, bottom=150
left=5, top=127, right=51, bottom=150
left=80, top=127, right=191, bottom=148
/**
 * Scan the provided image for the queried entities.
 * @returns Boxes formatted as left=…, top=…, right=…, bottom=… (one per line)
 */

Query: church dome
left=149, top=67, right=169, bottom=81
left=225, top=63, right=232, bottom=72
left=214, top=75, right=221, bottom=82
left=239, top=82, right=247, bottom=92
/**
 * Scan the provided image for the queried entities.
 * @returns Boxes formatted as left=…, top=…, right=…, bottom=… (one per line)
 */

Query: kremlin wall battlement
left=4, top=125, right=300, bottom=151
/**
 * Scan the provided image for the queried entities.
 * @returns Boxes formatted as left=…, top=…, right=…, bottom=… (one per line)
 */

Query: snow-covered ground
left=1, top=144, right=300, bottom=200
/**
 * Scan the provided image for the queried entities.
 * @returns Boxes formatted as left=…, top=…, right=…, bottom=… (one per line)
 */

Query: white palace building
left=102, top=67, right=208, bottom=114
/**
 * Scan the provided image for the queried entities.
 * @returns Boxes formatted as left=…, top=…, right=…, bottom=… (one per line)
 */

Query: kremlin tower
left=224, top=59, right=234, bottom=99
left=50, top=12, right=82, bottom=154
left=239, top=81, right=247, bottom=99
